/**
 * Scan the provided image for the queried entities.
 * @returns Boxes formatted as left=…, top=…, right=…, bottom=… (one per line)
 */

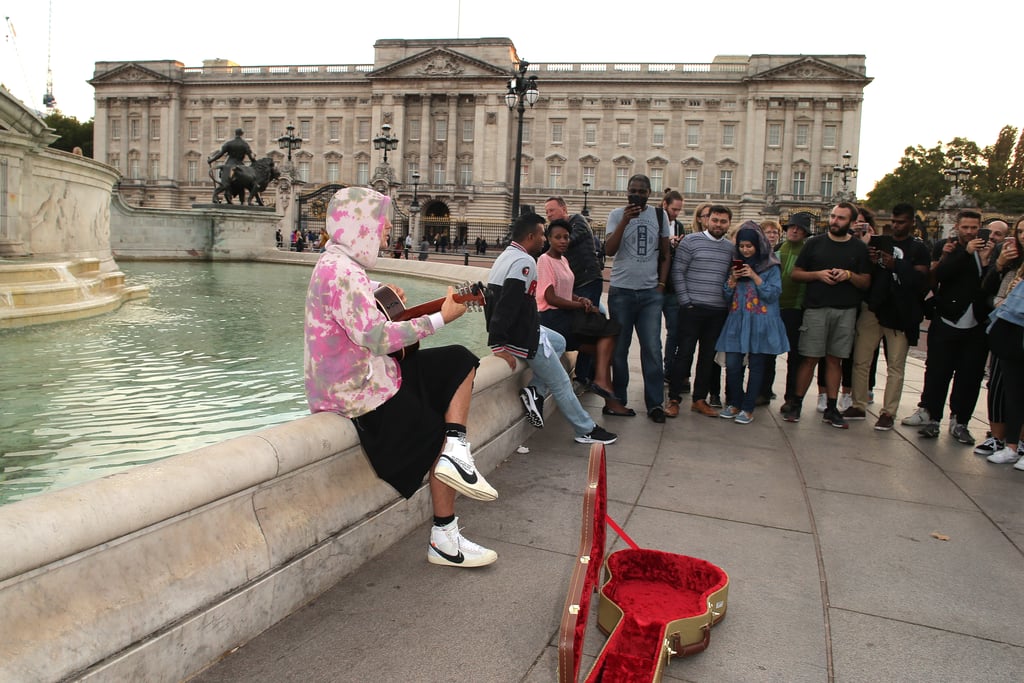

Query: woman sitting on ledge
left=304, top=186, right=498, bottom=568
left=536, top=219, right=632, bottom=416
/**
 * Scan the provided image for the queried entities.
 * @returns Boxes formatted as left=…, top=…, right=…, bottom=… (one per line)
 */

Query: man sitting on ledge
left=304, top=186, right=498, bottom=568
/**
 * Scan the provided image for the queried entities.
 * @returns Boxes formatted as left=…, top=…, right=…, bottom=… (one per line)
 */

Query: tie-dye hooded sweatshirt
left=304, top=187, right=435, bottom=418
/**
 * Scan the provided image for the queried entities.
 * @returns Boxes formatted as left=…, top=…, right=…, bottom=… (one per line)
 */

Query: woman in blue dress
left=715, top=222, right=790, bottom=424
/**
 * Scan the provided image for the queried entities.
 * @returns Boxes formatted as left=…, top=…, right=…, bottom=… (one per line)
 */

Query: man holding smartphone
left=843, top=203, right=930, bottom=430
left=605, top=174, right=673, bottom=422
left=907, top=209, right=993, bottom=443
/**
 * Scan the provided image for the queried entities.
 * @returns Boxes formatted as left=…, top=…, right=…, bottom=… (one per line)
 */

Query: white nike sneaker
left=434, top=435, right=498, bottom=501
left=428, top=518, right=498, bottom=568
left=837, top=392, right=853, bottom=412
left=816, top=393, right=827, bottom=413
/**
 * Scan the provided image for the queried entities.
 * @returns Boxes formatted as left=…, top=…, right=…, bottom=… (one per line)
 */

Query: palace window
left=584, top=122, right=597, bottom=145
left=149, top=155, right=159, bottom=180
left=327, top=162, right=340, bottom=182
left=187, top=160, right=198, bottom=183
left=719, top=170, right=733, bottom=195
left=823, top=125, right=837, bottom=149
left=150, top=117, right=160, bottom=141
left=551, top=121, right=564, bottom=144
left=356, top=161, right=369, bottom=185
left=298, top=161, right=310, bottom=183
left=459, top=162, right=473, bottom=186
left=215, top=119, right=227, bottom=140
left=615, top=167, right=629, bottom=191
left=241, top=119, right=254, bottom=140
left=187, top=119, right=199, bottom=141
left=796, top=124, right=809, bottom=147
left=617, top=124, right=631, bottom=146
left=328, top=119, right=341, bottom=141
left=792, top=171, right=807, bottom=198
left=358, top=119, right=370, bottom=142
left=299, top=119, right=311, bottom=139
left=520, top=163, right=529, bottom=186
left=128, top=156, right=141, bottom=180
left=548, top=164, right=562, bottom=188
left=110, top=119, right=121, bottom=140
left=652, top=123, right=665, bottom=146
left=434, top=118, right=447, bottom=142
left=433, top=162, right=446, bottom=185
left=129, top=118, right=141, bottom=140
left=767, top=123, right=782, bottom=147
left=765, top=170, right=779, bottom=195
left=521, top=120, right=532, bottom=144
left=409, top=118, right=421, bottom=141
left=722, top=124, right=735, bottom=147
left=582, top=166, right=595, bottom=186
left=462, top=119, right=474, bottom=142
left=650, top=168, right=664, bottom=193
left=820, top=172, right=834, bottom=198
left=684, top=169, right=698, bottom=194
left=686, top=123, right=700, bottom=146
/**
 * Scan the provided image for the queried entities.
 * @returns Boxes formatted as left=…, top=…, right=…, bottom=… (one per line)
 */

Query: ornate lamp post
left=581, top=180, right=591, bottom=217
left=373, top=124, right=399, bottom=165
left=409, top=171, right=422, bottom=254
left=943, top=155, right=971, bottom=192
left=832, top=150, right=858, bottom=201
left=505, top=60, right=539, bottom=221
left=277, top=124, right=302, bottom=164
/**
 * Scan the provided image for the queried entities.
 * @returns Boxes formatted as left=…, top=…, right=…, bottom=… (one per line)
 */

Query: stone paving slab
left=192, top=339, right=1024, bottom=683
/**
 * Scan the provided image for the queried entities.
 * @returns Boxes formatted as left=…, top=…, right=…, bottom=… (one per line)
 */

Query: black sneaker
left=949, top=422, right=975, bottom=445
left=918, top=421, right=940, bottom=438
left=575, top=425, right=618, bottom=445
left=781, top=403, right=801, bottom=423
left=822, top=407, right=849, bottom=429
left=649, top=407, right=667, bottom=423
left=708, top=394, right=723, bottom=409
left=519, top=386, right=544, bottom=428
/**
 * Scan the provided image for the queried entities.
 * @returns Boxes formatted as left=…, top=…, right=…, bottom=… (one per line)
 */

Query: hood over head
left=735, top=221, right=781, bottom=273
left=324, top=186, right=391, bottom=268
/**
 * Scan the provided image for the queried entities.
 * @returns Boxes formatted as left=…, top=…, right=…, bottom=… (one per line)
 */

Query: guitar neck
left=392, top=292, right=483, bottom=322
left=393, top=297, right=445, bottom=322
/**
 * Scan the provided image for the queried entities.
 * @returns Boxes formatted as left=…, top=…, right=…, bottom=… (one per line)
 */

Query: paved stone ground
left=191, top=331, right=1024, bottom=683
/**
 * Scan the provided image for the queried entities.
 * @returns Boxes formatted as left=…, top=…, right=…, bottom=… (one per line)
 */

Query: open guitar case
left=558, top=444, right=729, bottom=683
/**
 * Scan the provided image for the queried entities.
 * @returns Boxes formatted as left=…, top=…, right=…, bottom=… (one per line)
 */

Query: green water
left=0, top=261, right=488, bottom=504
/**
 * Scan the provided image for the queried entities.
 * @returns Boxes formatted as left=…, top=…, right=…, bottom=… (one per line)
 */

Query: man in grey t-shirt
left=605, top=174, right=672, bottom=422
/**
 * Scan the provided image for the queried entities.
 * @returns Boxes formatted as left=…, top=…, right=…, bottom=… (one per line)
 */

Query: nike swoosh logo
left=431, top=543, right=465, bottom=564
left=443, top=455, right=478, bottom=484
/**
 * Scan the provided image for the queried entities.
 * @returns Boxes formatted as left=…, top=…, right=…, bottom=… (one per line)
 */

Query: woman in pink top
left=536, top=219, right=631, bottom=416
left=304, top=186, right=498, bottom=568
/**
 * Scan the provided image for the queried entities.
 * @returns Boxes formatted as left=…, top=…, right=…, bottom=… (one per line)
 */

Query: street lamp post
left=505, top=60, right=539, bottom=222
left=581, top=180, right=591, bottom=217
left=409, top=171, right=422, bottom=255
left=373, top=124, right=399, bottom=165
left=832, top=150, right=858, bottom=200
left=277, top=124, right=302, bottom=164
left=943, top=155, right=971, bottom=192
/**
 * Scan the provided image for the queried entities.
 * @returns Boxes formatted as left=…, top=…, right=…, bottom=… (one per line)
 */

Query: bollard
left=464, top=251, right=470, bottom=266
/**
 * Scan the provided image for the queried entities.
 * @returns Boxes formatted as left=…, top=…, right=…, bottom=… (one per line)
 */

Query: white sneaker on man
left=816, top=393, right=827, bottom=413
left=987, top=447, right=1021, bottom=465
left=974, top=436, right=1004, bottom=457
left=427, top=518, right=497, bottom=567
left=434, top=436, right=498, bottom=501
left=901, top=406, right=931, bottom=426
left=837, top=392, right=853, bottom=412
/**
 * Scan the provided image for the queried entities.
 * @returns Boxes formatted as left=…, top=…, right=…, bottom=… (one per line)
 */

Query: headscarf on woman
left=734, top=221, right=781, bottom=274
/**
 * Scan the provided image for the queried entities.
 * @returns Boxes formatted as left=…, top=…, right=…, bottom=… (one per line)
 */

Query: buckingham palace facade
left=90, top=37, right=870, bottom=225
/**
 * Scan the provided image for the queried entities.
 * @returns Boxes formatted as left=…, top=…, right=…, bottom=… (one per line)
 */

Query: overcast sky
left=3, top=0, right=1020, bottom=194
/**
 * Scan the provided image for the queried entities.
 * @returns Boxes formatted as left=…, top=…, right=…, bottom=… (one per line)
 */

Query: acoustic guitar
left=374, top=281, right=486, bottom=360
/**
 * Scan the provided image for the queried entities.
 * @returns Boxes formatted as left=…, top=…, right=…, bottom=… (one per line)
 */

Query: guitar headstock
left=454, top=280, right=487, bottom=311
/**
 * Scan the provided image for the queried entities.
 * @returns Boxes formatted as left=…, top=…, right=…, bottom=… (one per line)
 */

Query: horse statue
left=208, top=157, right=281, bottom=206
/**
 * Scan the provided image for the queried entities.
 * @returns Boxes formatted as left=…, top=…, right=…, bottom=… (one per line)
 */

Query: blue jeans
left=527, top=327, right=597, bottom=437
left=725, top=352, right=770, bottom=414
left=608, top=286, right=664, bottom=413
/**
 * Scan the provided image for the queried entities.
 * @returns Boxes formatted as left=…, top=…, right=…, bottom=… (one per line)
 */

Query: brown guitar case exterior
left=558, top=444, right=729, bottom=683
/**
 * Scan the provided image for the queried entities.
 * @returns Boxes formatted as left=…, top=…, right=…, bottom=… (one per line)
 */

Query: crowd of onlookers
left=492, top=174, right=1024, bottom=473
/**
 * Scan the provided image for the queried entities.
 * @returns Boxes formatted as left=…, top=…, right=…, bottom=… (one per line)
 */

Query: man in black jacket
left=909, top=209, right=993, bottom=443
left=842, top=203, right=930, bottom=430
left=485, top=213, right=617, bottom=445
left=545, top=197, right=603, bottom=388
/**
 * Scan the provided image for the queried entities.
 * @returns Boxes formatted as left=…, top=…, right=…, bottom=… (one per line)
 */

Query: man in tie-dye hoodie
left=304, top=186, right=498, bottom=568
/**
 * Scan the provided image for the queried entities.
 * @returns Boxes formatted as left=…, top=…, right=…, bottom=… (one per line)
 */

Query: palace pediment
left=748, top=57, right=869, bottom=83
left=369, top=48, right=511, bottom=80
left=89, top=63, right=176, bottom=85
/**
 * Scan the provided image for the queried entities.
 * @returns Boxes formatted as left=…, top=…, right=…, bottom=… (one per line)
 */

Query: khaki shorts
left=798, top=307, right=857, bottom=359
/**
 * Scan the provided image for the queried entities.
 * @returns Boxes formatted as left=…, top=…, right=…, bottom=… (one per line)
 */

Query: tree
left=981, top=125, right=1017, bottom=193
left=864, top=138, right=983, bottom=212
left=1008, top=129, right=1024, bottom=190
left=43, top=111, right=94, bottom=158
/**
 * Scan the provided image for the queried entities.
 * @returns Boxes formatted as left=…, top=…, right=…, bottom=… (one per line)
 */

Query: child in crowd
left=715, top=222, right=789, bottom=424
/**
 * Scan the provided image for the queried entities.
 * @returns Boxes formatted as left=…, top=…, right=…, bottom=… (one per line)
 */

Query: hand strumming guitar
left=440, top=286, right=468, bottom=324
